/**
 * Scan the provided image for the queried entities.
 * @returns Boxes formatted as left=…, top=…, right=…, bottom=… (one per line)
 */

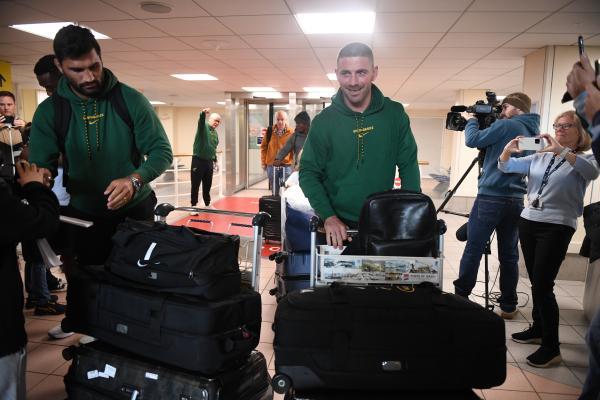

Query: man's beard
left=69, top=78, right=103, bottom=98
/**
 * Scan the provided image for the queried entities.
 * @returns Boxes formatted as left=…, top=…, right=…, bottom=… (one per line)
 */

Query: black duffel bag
left=106, top=219, right=241, bottom=299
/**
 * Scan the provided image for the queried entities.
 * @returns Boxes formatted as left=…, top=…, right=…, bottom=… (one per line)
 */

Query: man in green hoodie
left=191, top=108, right=220, bottom=209
left=28, top=25, right=173, bottom=266
left=300, top=42, right=420, bottom=248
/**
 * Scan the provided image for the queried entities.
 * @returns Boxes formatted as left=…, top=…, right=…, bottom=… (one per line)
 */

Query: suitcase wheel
left=62, top=346, right=74, bottom=361
left=272, top=374, right=292, bottom=394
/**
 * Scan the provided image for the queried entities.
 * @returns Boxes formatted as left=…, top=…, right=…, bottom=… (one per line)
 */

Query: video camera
left=445, top=91, right=502, bottom=131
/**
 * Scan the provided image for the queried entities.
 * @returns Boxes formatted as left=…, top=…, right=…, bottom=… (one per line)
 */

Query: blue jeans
left=454, top=194, right=523, bottom=312
left=267, top=165, right=292, bottom=191
left=25, top=260, right=51, bottom=304
left=580, top=309, right=600, bottom=400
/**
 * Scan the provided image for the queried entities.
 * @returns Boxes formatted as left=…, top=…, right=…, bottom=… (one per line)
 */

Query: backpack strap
left=52, top=93, right=72, bottom=189
left=107, top=83, right=141, bottom=168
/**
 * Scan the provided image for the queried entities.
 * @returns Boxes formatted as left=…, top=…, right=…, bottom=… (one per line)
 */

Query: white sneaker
left=79, top=335, right=97, bottom=345
left=48, top=324, right=74, bottom=340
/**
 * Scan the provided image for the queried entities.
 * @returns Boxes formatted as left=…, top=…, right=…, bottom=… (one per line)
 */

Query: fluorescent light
left=149, top=100, right=165, bottom=105
left=327, top=73, right=337, bottom=81
left=252, top=91, right=282, bottom=99
left=304, top=87, right=335, bottom=94
left=242, top=87, right=276, bottom=92
left=10, top=22, right=110, bottom=40
left=402, top=103, right=410, bottom=108
left=295, top=12, right=375, bottom=34
left=496, top=96, right=506, bottom=101
left=216, top=101, right=226, bottom=105
left=171, top=74, right=218, bottom=81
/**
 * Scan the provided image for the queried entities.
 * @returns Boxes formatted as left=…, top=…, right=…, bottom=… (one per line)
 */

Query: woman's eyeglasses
left=552, top=123, right=574, bottom=131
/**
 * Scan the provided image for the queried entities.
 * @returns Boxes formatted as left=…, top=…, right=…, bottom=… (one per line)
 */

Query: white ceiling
left=2, top=0, right=600, bottom=109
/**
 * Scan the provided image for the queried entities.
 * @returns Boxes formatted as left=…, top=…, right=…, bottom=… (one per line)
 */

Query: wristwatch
left=129, top=175, right=143, bottom=193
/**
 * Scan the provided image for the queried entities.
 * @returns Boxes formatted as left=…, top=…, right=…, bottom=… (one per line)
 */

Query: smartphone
left=1, top=115, right=15, bottom=125
left=519, top=137, right=547, bottom=151
left=578, top=35, right=585, bottom=55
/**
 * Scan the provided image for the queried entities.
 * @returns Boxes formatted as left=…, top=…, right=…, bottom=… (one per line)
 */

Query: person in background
left=0, top=160, right=60, bottom=400
left=566, top=52, right=600, bottom=399
left=299, top=42, right=420, bottom=248
left=261, top=110, right=293, bottom=189
left=190, top=108, right=220, bottom=210
left=274, top=110, right=311, bottom=170
left=453, top=92, right=539, bottom=319
left=499, top=110, right=598, bottom=368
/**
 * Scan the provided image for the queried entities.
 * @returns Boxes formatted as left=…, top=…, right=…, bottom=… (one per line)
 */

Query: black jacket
left=0, top=178, right=59, bottom=357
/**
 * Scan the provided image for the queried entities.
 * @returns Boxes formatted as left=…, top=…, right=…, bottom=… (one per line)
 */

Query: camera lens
left=534, top=138, right=540, bottom=143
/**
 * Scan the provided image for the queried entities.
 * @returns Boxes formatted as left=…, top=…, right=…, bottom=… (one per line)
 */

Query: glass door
left=246, top=102, right=270, bottom=187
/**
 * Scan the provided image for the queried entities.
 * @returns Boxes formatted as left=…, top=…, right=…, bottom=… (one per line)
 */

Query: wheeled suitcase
left=272, top=284, right=506, bottom=392
left=64, top=265, right=261, bottom=374
left=63, top=341, right=273, bottom=400
left=259, top=195, right=281, bottom=242
left=284, top=203, right=313, bottom=252
left=271, top=251, right=311, bottom=300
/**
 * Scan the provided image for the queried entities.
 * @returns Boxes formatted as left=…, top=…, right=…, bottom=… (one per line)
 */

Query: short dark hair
left=337, top=42, right=374, bottom=66
left=34, top=54, right=60, bottom=77
left=53, top=24, right=101, bottom=62
left=0, top=91, right=15, bottom=101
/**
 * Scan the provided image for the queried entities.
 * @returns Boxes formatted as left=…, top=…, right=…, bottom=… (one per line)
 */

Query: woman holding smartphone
left=498, top=110, right=599, bottom=367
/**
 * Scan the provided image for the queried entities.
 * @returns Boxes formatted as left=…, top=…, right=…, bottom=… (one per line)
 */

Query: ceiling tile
left=451, top=12, right=550, bottom=33
left=377, top=58, right=423, bottom=68
left=438, top=33, right=517, bottom=47
left=85, top=20, right=167, bottom=38
left=102, top=0, right=210, bottom=19
left=376, top=13, right=462, bottom=33
left=109, top=51, right=166, bottom=62
left=178, top=60, right=232, bottom=70
left=487, top=48, right=537, bottom=58
left=504, top=33, right=582, bottom=48
left=16, top=0, right=131, bottom=21
left=221, top=58, right=274, bottom=68
left=0, top=27, right=53, bottom=43
left=218, top=15, right=302, bottom=35
left=470, top=58, right=524, bottom=69
left=120, top=37, right=194, bottom=51
left=179, top=36, right=249, bottom=50
left=145, top=17, right=233, bottom=36
left=96, top=40, right=141, bottom=53
left=258, top=48, right=317, bottom=60
left=242, top=34, right=309, bottom=49
left=151, top=50, right=213, bottom=61
left=17, top=42, right=54, bottom=53
left=210, top=49, right=266, bottom=60
left=584, top=34, right=600, bottom=45
left=376, top=0, right=471, bottom=12
left=305, top=34, right=374, bottom=48
left=373, top=33, right=444, bottom=47
left=0, top=2, right=58, bottom=25
left=561, top=0, right=600, bottom=13
left=195, top=0, right=290, bottom=16
left=528, top=13, right=600, bottom=34
left=420, top=58, right=474, bottom=69
left=428, top=47, right=495, bottom=59
left=374, top=47, right=432, bottom=59
left=469, top=0, right=571, bottom=12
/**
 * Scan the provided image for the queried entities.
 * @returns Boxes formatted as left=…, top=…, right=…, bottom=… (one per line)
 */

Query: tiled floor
left=21, top=178, right=592, bottom=399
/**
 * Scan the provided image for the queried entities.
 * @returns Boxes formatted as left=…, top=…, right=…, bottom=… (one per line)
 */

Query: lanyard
left=534, top=154, right=567, bottom=200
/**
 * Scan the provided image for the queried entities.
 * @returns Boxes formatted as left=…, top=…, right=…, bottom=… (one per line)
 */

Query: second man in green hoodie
left=300, top=42, right=420, bottom=248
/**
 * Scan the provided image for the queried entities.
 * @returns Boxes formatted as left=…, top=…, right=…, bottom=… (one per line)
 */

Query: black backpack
left=53, top=82, right=140, bottom=189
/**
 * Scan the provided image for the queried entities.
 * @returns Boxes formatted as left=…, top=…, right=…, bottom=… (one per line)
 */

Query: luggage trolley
left=154, top=203, right=270, bottom=291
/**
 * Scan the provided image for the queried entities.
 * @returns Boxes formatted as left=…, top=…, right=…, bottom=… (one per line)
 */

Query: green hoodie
left=299, top=84, right=420, bottom=223
left=29, top=69, right=173, bottom=216
left=193, top=112, right=219, bottom=160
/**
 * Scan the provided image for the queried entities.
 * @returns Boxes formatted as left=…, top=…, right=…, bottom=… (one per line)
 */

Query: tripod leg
left=484, top=241, right=494, bottom=311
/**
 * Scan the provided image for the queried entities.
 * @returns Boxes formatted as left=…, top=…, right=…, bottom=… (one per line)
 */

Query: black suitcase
left=272, top=284, right=506, bottom=393
left=106, top=219, right=241, bottom=299
left=259, top=195, right=281, bottom=242
left=64, top=341, right=273, bottom=400
left=272, top=251, right=311, bottom=300
left=64, top=266, right=261, bottom=374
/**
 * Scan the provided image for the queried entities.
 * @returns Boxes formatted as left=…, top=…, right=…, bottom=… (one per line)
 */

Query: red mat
left=173, top=197, right=281, bottom=257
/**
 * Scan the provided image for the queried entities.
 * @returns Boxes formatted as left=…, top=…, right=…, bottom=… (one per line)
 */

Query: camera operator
left=453, top=92, right=540, bottom=319
left=0, top=91, right=27, bottom=181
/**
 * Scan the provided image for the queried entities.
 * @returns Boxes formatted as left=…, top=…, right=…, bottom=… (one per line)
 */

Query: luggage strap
left=147, top=296, right=167, bottom=344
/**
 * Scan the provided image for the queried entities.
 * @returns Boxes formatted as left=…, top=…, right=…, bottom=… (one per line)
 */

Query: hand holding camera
left=518, top=136, right=548, bottom=151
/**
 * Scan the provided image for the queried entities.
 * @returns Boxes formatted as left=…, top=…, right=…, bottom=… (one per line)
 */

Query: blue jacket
left=465, top=113, right=540, bottom=198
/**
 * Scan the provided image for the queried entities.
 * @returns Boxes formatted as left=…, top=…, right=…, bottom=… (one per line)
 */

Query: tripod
left=436, top=152, right=494, bottom=311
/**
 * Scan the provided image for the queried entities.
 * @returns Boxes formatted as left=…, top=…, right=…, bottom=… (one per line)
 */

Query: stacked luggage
left=271, top=189, right=507, bottom=398
left=62, top=205, right=273, bottom=399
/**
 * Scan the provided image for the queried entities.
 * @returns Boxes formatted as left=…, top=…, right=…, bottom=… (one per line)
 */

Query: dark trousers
left=190, top=157, right=214, bottom=207
left=63, top=191, right=157, bottom=268
left=518, top=217, right=575, bottom=351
